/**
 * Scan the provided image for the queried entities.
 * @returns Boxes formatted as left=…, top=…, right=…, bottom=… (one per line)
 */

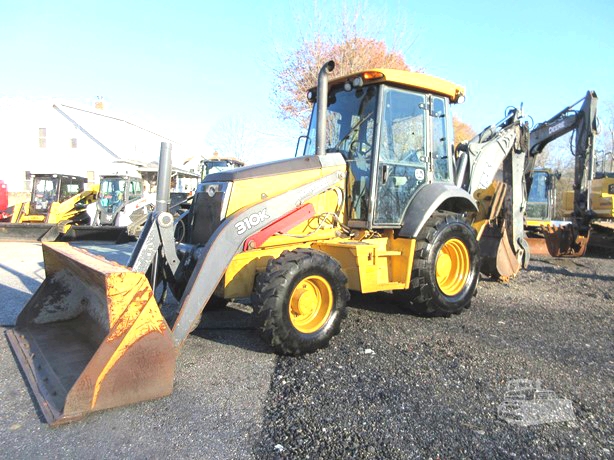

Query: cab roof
left=327, top=68, right=466, bottom=103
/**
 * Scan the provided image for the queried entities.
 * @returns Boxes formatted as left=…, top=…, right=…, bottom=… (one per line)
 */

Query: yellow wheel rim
left=289, top=275, right=333, bottom=334
left=435, top=238, right=470, bottom=297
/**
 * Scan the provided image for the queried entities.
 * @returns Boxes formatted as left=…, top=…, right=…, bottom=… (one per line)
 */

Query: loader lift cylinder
left=156, top=142, right=173, bottom=212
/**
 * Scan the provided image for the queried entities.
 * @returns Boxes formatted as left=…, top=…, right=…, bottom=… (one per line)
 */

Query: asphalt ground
left=0, top=241, right=612, bottom=459
left=0, top=242, right=275, bottom=459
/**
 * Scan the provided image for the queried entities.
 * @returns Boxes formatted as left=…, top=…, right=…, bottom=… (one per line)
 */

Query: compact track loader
left=8, top=62, right=533, bottom=425
left=0, top=174, right=97, bottom=241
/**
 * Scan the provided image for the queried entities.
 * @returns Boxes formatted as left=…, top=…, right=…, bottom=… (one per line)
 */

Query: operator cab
left=97, top=175, right=143, bottom=225
left=526, top=169, right=557, bottom=222
left=30, top=174, right=87, bottom=215
left=303, top=69, right=464, bottom=229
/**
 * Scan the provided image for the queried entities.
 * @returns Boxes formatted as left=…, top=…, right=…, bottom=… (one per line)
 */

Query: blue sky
left=1, top=0, right=612, bottom=162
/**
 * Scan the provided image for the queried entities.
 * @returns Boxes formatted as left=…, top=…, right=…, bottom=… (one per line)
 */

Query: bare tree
left=596, top=100, right=614, bottom=173
left=205, top=117, right=249, bottom=161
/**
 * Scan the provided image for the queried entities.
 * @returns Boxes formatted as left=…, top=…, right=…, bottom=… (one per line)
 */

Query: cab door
left=373, top=87, right=428, bottom=226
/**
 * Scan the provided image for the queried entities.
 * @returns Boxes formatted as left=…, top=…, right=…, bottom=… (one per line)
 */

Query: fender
left=398, top=183, right=477, bottom=239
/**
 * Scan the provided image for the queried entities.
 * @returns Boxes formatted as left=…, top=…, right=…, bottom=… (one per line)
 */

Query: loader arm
left=129, top=162, right=346, bottom=348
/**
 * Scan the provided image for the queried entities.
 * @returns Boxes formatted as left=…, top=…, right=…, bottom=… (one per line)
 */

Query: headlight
left=206, top=184, right=218, bottom=197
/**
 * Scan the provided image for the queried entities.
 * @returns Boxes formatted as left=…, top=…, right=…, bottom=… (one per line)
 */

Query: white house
left=0, top=97, right=200, bottom=200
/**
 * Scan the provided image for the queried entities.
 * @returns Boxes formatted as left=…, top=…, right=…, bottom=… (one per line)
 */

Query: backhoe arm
left=456, top=108, right=530, bottom=278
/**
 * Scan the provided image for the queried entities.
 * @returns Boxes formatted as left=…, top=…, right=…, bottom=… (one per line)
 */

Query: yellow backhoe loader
left=8, top=62, right=534, bottom=426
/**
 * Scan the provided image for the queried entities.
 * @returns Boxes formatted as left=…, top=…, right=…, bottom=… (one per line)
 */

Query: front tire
left=252, top=248, right=349, bottom=355
left=399, top=211, right=479, bottom=316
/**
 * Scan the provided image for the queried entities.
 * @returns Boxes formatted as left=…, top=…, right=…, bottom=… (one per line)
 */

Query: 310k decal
left=235, top=209, right=270, bottom=235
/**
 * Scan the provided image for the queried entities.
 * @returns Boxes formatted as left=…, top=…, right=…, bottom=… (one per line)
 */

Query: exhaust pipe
left=316, top=61, right=335, bottom=156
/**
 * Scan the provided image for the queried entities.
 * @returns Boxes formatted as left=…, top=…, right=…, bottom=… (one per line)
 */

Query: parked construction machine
left=8, top=62, right=536, bottom=425
left=525, top=91, right=602, bottom=256
left=200, top=154, right=245, bottom=178
left=0, top=173, right=97, bottom=241
left=79, top=172, right=155, bottom=242
left=67, top=164, right=200, bottom=242
left=525, top=168, right=560, bottom=255
left=0, top=180, right=8, bottom=221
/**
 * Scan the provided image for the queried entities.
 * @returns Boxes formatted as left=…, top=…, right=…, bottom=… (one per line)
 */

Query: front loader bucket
left=542, top=225, right=590, bottom=257
left=59, top=225, right=133, bottom=243
left=5, top=243, right=176, bottom=426
left=0, top=222, right=60, bottom=241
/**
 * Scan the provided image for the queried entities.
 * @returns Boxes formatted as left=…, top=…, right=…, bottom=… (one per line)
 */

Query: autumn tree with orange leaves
left=271, top=1, right=415, bottom=129
left=271, top=1, right=476, bottom=144
left=453, top=117, right=476, bottom=146
left=274, top=36, right=410, bottom=129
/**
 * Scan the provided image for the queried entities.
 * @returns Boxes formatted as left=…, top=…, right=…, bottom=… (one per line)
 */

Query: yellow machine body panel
left=217, top=159, right=418, bottom=298
left=224, top=229, right=416, bottom=298
left=46, top=188, right=98, bottom=223
left=562, top=176, right=614, bottom=220
left=314, top=234, right=416, bottom=293
left=224, top=163, right=347, bottom=220
left=223, top=231, right=335, bottom=299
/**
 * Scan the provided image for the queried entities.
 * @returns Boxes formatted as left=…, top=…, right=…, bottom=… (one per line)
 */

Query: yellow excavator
left=524, top=91, right=603, bottom=256
left=8, top=62, right=536, bottom=425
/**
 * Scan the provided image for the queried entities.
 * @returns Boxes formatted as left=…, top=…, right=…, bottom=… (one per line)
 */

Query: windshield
left=303, top=85, right=378, bottom=222
left=303, top=85, right=377, bottom=159
left=31, top=177, right=59, bottom=214
left=203, top=160, right=241, bottom=177
left=526, top=171, right=550, bottom=220
left=99, top=178, right=126, bottom=209
left=528, top=172, right=549, bottom=203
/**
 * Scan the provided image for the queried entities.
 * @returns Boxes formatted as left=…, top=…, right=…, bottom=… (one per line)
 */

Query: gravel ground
left=0, top=242, right=612, bottom=459
left=254, top=253, right=613, bottom=459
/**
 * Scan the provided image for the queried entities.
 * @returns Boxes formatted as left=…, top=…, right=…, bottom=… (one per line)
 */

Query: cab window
left=432, top=97, right=450, bottom=182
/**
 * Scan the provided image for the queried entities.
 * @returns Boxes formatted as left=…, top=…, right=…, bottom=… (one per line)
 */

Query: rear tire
left=399, top=211, right=479, bottom=316
left=252, top=248, right=349, bottom=355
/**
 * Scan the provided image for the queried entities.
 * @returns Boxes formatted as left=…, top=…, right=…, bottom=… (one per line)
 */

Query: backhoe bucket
left=542, top=224, right=590, bottom=257
left=526, top=236, right=550, bottom=256
left=479, top=224, right=521, bottom=280
left=5, top=242, right=176, bottom=426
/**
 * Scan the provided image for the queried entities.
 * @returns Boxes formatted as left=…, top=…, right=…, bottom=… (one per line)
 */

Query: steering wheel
left=400, top=149, right=424, bottom=163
